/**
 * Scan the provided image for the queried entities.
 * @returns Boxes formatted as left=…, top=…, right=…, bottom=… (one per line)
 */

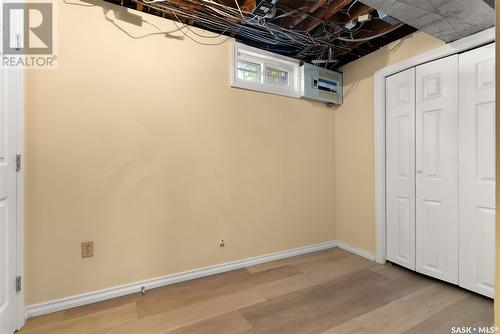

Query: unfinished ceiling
left=359, top=0, right=495, bottom=43
left=104, top=0, right=417, bottom=68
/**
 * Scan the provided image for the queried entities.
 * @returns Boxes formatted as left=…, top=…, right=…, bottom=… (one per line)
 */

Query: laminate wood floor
left=19, top=248, right=493, bottom=334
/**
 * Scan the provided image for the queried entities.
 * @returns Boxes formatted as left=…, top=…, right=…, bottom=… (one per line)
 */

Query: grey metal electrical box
left=300, top=63, right=343, bottom=105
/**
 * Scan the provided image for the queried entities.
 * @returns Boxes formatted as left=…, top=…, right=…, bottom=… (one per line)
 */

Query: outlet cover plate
left=81, top=241, right=94, bottom=258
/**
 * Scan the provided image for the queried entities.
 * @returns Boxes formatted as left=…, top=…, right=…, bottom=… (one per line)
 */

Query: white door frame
left=5, top=66, right=26, bottom=330
left=15, top=67, right=25, bottom=330
left=1, top=66, right=25, bottom=331
left=3, top=66, right=25, bottom=330
left=374, top=27, right=495, bottom=264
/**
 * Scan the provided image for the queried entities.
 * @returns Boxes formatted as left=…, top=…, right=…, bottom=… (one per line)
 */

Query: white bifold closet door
left=386, top=68, right=416, bottom=270
left=415, top=55, right=459, bottom=284
left=458, top=43, right=495, bottom=298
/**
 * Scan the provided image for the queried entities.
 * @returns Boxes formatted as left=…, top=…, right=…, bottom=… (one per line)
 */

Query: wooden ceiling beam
left=302, top=0, right=351, bottom=32
left=322, top=0, right=351, bottom=21
left=308, top=0, right=328, bottom=15
left=334, top=21, right=399, bottom=58
left=217, top=0, right=256, bottom=12
left=240, top=0, right=256, bottom=12
left=347, top=3, right=372, bottom=21
left=287, top=0, right=327, bottom=29
left=324, top=4, right=373, bottom=30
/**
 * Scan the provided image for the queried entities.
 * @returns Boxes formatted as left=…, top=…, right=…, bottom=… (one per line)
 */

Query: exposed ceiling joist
left=301, top=0, right=351, bottom=32
left=334, top=20, right=396, bottom=58
left=286, top=0, right=327, bottom=29
left=102, top=0, right=416, bottom=68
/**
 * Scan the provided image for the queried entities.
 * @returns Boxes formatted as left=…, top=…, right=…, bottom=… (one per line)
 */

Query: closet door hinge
left=16, top=276, right=22, bottom=292
left=16, top=154, right=21, bottom=172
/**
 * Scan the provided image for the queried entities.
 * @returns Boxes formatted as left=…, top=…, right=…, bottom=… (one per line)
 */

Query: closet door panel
left=459, top=43, right=495, bottom=298
left=416, top=55, right=459, bottom=284
left=386, top=68, right=416, bottom=270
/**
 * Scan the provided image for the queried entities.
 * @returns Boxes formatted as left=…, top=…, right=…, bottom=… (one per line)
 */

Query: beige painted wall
left=25, top=0, right=448, bottom=306
left=24, top=1, right=336, bottom=305
left=334, top=32, right=444, bottom=253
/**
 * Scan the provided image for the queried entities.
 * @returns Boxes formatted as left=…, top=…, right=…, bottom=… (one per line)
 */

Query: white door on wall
left=386, top=68, right=416, bottom=270
left=458, top=43, right=496, bottom=298
left=415, top=55, right=459, bottom=284
left=0, top=68, right=19, bottom=334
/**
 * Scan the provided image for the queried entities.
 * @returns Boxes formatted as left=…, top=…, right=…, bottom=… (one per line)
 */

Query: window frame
left=230, top=41, right=301, bottom=98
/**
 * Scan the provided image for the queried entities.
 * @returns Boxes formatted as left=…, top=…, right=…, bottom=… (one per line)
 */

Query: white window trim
left=230, top=41, right=301, bottom=98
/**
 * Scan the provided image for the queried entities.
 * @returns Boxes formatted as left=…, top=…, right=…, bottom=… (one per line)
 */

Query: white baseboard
left=26, top=240, right=376, bottom=319
left=336, top=241, right=376, bottom=261
left=26, top=240, right=339, bottom=318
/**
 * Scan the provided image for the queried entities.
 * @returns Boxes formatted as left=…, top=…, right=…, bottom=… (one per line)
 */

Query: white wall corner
left=336, top=241, right=376, bottom=262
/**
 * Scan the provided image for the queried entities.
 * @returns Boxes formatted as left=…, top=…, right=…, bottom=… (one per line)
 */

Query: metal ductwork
left=359, top=0, right=495, bottom=42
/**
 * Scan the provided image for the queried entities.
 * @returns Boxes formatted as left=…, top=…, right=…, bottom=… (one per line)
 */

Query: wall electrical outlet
left=81, top=241, right=94, bottom=258
left=219, top=240, right=225, bottom=248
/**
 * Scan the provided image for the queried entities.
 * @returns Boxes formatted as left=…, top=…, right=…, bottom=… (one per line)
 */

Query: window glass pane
left=265, top=67, right=289, bottom=86
left=237, top=60, right=262, bottom=82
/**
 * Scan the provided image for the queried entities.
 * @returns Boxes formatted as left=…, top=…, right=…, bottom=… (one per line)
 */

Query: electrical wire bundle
left=132, top=0, right=403, bottom=66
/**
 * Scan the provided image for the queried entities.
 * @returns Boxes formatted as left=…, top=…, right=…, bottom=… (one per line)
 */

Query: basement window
left=265, top=67, right=289, bottom=86
left=237, top=59, right=262, bottom=83
left=231, top=42, right=300, bottom=98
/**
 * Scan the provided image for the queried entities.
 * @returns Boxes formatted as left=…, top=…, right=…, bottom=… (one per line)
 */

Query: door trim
left=16, top=67, right=25, bottom=330
left=374, top=27, right=495, bottom=264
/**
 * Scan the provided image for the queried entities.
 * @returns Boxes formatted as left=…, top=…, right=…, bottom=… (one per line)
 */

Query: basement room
left=0, top=0, right=498, bottom=333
